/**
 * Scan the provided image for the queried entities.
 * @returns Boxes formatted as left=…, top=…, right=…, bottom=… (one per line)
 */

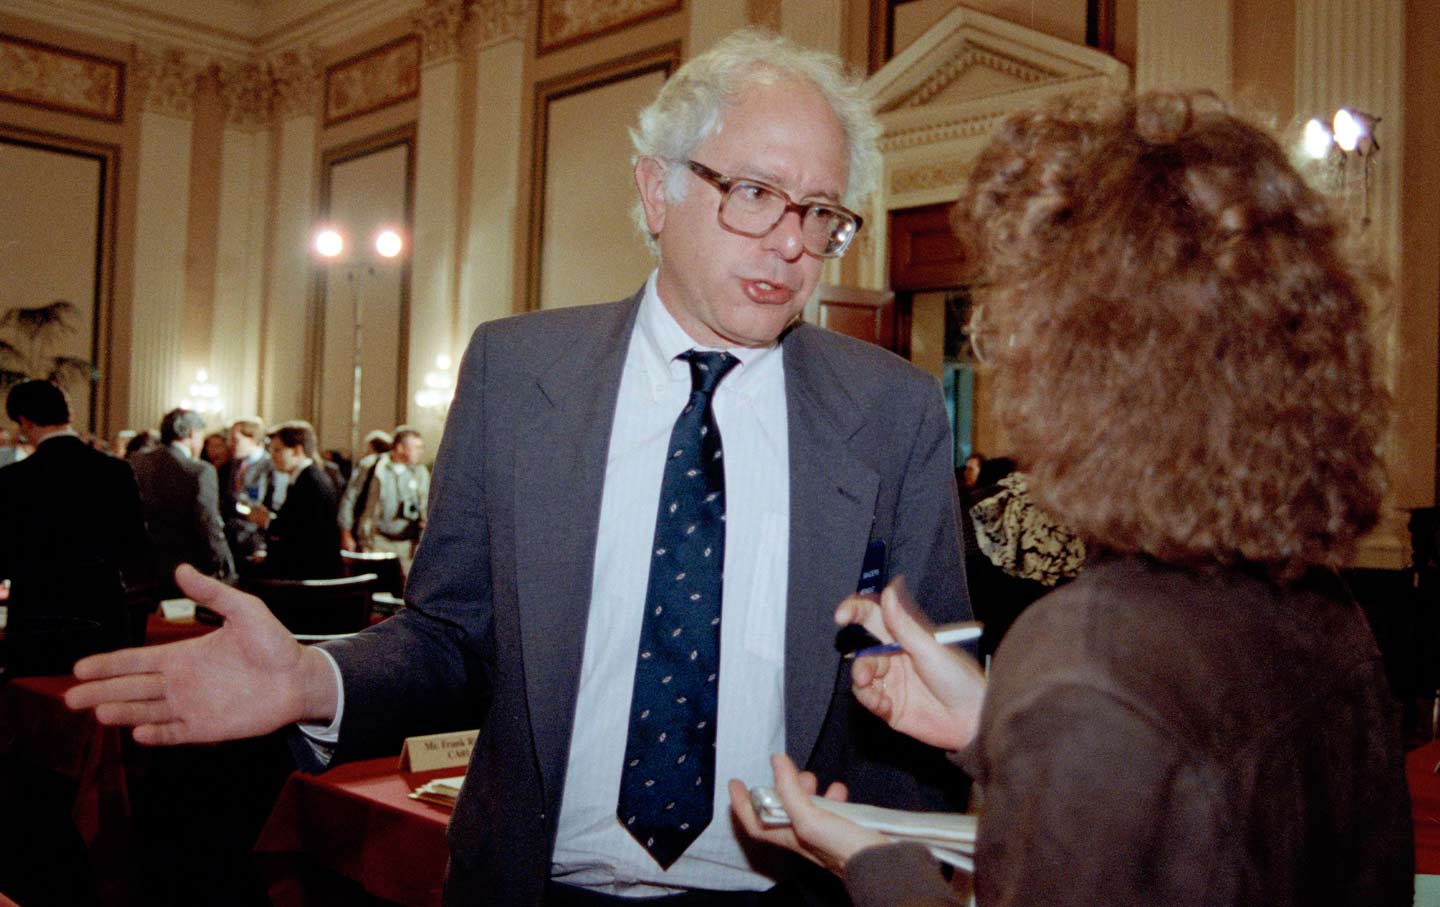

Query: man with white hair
left=69, top=30, right=968, bottom=906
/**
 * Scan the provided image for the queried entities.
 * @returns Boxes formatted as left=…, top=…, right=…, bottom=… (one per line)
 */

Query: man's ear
left=634, top=156, right=669, bottom=237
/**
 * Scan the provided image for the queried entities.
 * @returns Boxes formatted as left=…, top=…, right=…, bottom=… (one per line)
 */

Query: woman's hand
left=837, top=578, right=987, bottom=752
left=728, top=754, right=888, bottom=875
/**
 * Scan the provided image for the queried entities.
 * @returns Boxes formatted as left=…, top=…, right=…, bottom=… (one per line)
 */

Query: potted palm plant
left=0, top=300, right=98, bottom=397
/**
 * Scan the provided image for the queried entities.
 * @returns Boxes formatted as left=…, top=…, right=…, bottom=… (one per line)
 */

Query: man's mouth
left=743, top=278, right=795, bottom=305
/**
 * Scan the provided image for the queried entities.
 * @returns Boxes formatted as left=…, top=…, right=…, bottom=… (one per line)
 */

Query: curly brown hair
left=953, top=91, right=1388, bottom=576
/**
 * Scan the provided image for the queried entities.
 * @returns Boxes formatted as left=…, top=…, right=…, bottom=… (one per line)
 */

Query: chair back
left=241, top=573, right=379, bottom=636
left=339, top=550, right=404, bottom=597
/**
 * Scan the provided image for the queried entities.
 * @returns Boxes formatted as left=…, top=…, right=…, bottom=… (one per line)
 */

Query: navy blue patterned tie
left=617, top=350, right=738, bottom=868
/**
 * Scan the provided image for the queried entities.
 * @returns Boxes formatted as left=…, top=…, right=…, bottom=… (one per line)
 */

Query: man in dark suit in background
left=131, top=408, right=235, bottom=597
left=0, top=380, right=147, bottom=671
left=219, top=416, right=273, bottom=569
left=68, top=30, right=969, bottom=906
left=245, top=420, right=342, bottom=580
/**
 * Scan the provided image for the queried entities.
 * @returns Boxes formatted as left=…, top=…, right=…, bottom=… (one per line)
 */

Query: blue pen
left=844, top=620, right=983, bottom=659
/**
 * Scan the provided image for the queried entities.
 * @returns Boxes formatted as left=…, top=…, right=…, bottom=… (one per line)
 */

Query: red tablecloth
left=0, top=616, right=213, bottom=835
left=256, top=756, right=452, bottom=907
left=1409, top=741, right=1440, bottom=874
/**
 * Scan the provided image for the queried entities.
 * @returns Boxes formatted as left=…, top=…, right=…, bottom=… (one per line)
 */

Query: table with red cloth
left=256, top=755, right=453, bottom=907
left=0, top=614, right=216, bottom=842
left=0, top=613, right=217, bottom=904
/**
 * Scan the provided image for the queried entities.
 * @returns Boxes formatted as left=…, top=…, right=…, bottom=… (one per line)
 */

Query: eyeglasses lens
left=719, top=181, right=857, bottom=258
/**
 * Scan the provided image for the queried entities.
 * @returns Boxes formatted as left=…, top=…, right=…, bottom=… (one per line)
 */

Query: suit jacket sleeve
left=890, top=377, right=969, bottom=621
left=321, top=326, right=494, bottom=761
left=336, top=460, right=368, bottom=532
left=194, top=462, right=236, bottom=582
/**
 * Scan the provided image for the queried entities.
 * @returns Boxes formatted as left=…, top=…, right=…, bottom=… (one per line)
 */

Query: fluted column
left=129, top=45, right=198, bottom=431
left=407, top=0, right=467, bottom=442
left=780, top=0, right=842, bottom=54
left=457, top=0, right=525, bottom=335
left=260, top=48, right=320, bottom=424
left=213, top=60, right=273, bottom=421
left=690, top=0, right=747, bottom=54
left=1136, top=0, right=1231, bottom=94
left=1297, top=0, right=1413, bottom=564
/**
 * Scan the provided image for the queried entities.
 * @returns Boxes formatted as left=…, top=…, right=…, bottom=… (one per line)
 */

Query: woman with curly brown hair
left=731, top=91, right=1412, bottom=906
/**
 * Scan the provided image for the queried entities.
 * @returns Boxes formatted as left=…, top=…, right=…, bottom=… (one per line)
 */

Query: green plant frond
left=48, top=356, right=99, bottom=385
left=0, top=368, right=31, bottom=393
left=1, top=300, right=79, bottom=337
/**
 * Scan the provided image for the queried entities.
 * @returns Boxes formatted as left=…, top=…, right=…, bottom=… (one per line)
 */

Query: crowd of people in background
left=0, top=387, right=430, bottom=670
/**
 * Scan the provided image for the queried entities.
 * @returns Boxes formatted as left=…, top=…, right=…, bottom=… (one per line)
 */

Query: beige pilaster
left=458, top=1, right=526, bottom=338
left=1297, top=0, right=1413, bottom=565
left=1135, top=0, right=1231, bottom=94
left=129, top=44, right=198, bottom=431
left=690, top=0, right=749, bottom=54
left=212, top=61, right=273, bottom=422
left=407, top=0, right=466, bottom=442
left=780, top=0, right=843, bottom=54
left=260, top=48, right=320, bottom=424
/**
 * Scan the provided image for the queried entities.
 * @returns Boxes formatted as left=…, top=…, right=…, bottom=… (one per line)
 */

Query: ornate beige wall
left=2, top=0, right=1434, bottom=560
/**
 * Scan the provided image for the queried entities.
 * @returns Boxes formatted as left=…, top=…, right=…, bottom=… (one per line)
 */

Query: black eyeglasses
left=684, top=160, right=863, bottom=259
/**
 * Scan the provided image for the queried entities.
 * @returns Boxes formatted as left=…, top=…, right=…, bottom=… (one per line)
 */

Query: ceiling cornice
left=2, top=0, right=424, bottom=60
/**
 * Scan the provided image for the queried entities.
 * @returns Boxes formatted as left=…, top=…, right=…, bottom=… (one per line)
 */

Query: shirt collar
left=169, top=441, right=193, bottom=459
left=635, top=270, right=780, bottom=401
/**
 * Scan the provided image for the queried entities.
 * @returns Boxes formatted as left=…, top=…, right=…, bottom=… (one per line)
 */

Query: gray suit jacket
left=131, top=444, right=236, bottom=592
left=323, top=294, right=970, bottom=905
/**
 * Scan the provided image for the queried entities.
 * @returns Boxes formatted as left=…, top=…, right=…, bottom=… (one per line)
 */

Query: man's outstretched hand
left=64, top=564, right=340, bottom=745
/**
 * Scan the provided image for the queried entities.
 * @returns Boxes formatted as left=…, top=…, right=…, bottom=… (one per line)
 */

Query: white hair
left=630, top=29, right=882, bottom=252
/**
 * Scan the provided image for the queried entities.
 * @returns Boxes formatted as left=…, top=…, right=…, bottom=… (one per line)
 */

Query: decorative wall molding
left=890, top=158, right=974, bottom=197
left=858, top=5, right=1129, bottom=288
left=0, top=33, right=125, bottom=122
left=133, top=44, right=201, bottom=118
left=216, top=60, right=272, bottom=130
left=413, top=0, right=467, bottom=65
left=469, top=0, right=527, bottom=48
left=324, top=36, right=420, bottom=126
left=537, top=0, right=680, bottom=54
left=269, top=46, right=322, bottom=121
left=889, top=46, right=1057, bottom=111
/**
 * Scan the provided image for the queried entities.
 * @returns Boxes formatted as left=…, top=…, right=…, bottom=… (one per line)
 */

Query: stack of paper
left=409, top=774, right=466, bottom=808
left=750, top=787, right=976, bottom=872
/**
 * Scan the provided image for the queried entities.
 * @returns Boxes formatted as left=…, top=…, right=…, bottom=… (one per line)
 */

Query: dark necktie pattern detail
left=617, top=350, right=738, bottom=869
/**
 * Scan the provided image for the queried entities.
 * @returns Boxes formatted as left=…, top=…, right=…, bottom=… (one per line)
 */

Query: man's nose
left=763, top=209, right=806, bottom=261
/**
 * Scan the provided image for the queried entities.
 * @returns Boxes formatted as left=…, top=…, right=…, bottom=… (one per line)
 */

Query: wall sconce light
left=1300, top=107, right=1380, bottom=229
left=415, top=353, right=454, bottom=411
left=180, top=369, right=223, bottom=416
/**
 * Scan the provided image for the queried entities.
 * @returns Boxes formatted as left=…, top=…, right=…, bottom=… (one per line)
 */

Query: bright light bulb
left=436, top=354, right=451, bottom=370
left=196, top=369, right=208, bottom=383
left=1302, top=118, right=1333, bottom=160
left=314, top=229, right=344, bottom=258
left=1332, top=108, right=1362, bottom=153
left=375, top=229, right=403, bottom=259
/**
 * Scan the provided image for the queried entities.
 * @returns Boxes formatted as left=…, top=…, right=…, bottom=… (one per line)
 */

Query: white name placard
left=399, top=729, right=479, bottom=772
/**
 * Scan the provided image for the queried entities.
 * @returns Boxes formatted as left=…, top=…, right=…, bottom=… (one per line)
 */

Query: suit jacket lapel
left=514, top=295, right=641, bottom=801
left=781, top=326, right=880, bottom=762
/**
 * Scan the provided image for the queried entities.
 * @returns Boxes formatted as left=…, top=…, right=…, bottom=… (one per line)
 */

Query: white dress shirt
left=550, top=273, right=790, bottom=894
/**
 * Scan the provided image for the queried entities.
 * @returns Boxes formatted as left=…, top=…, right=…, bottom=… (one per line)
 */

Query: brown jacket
left=847, top=555, right=1412, bottom=907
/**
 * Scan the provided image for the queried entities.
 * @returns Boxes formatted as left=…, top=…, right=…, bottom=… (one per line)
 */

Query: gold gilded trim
left=323, top=35, right=420, bottom=127
left=0, top=34, right=125, bottom=122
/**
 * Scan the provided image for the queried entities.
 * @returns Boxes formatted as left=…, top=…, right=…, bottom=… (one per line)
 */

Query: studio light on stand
left=1300, top=107, right=1380, bottom=230
left=312, top=224, right=407, bottom=457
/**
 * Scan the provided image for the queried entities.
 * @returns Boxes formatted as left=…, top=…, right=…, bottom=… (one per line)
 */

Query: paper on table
left=159, top=598, right=196, bottom=620
left=409, top=774, right=465, bottom=809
